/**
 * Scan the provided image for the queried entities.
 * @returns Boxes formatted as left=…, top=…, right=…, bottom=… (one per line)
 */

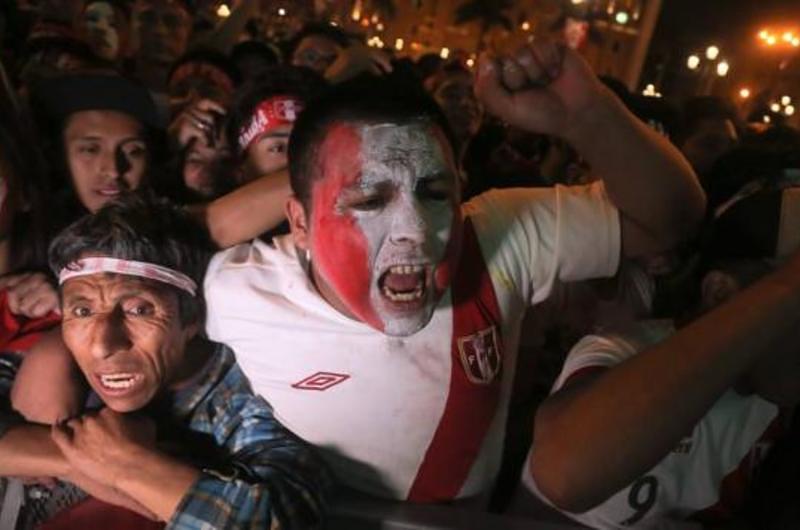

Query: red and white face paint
left=309, top=121, right=462, bottom=337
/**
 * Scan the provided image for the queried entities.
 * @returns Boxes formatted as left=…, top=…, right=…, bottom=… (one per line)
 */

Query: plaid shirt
left=1, top=343, right=330, bottom=530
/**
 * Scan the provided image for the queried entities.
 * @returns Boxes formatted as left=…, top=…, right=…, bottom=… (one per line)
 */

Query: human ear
left=286, top=195, right=310, bottom=251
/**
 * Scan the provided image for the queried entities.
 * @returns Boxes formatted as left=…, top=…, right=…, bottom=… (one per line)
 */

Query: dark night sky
left=644, top=0, right=800, bottom=97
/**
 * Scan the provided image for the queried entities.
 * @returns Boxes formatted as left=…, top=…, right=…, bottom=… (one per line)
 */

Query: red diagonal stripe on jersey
left=407, top=218, right=504, bottom=502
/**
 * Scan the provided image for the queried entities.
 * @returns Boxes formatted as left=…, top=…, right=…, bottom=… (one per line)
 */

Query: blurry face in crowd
left=61, top=274, right=197, bottom=413
left=168, top=61, right=234, bottom=117
left=134, top=0, right=191, bottom=66
left=291, top=121, right=462, bottom=337
left=183, top=136, right=224, bottom=198
left=291, top=35, right=341, bottom=75
left=82, top=1, right=126, bottom=61
left=241, top=123, right=292, bottom=183
left=64, top=110, right=148, bottom=212
left=680, top=118, right=738, bottom=176
left=431, top=71, right=483, bottom=146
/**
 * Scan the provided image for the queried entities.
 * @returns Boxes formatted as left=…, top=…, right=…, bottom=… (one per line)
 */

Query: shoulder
left=205, top=236, right=304, bottom=296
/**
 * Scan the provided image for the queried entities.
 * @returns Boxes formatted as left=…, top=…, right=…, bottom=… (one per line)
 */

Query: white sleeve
left=551, top=333, right=637, bottom=392
left=465, top=182, right=621, bottom=307
left=551, top=321, right=675, bottom=392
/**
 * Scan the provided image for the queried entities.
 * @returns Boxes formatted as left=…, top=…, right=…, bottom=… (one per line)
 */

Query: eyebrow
left=63, top=294, right=91, bottom=306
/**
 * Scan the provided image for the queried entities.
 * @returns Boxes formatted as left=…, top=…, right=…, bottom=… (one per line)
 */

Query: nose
left=388, top=194, right=427, bottom=246
left=99, top=148, right=120, bottom=181
left=89, top=306, right=132, bottom=360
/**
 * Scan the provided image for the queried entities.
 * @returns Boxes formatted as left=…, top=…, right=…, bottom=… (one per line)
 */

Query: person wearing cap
left=0, top=192, right=329, bottom=529
left=521, top=189, right=800, bottom=528
left=32, top=72, right=161, bottom=220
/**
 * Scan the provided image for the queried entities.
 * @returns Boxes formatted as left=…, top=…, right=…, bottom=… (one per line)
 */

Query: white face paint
left=83, top=2, right=120, bottom=61
left=309, top=122, right=461, bottom=337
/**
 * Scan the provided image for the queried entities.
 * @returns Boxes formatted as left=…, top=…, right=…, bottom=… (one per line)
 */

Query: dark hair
left=288, top=73, right=455, bottom=208
left=167, top=47, right=241, bottom=89
left=48, top=191, right=213, bottom=326
left=0, top=78, right=51, bottom=273
left=677, top=96, right=741, bottom=145
left=225, top=65, right=327, bottom=158
left=230, top=40, right=281, bottom=70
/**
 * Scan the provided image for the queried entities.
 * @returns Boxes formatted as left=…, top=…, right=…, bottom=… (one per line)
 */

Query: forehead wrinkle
left=359, top=123, right=446, bottom=185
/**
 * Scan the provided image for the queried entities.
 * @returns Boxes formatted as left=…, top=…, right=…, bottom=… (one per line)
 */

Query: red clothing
left=0, top=290, right=60, bottom=353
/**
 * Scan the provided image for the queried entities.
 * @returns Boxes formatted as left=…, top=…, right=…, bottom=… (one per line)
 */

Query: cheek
left=311, top=200, right=381, bottom=329
left=124, top=158, right=147, bottom=187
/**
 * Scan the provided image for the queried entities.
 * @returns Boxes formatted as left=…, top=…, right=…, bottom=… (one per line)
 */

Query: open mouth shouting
left=95, top=371, right=145, bottom=396
left=378, top=263, right=431, bottom=308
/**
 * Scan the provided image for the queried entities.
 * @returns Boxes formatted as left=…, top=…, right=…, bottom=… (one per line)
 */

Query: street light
left=782, top=95, right=792, bottom=106
left=615, top=11, right=629, bottom=25
left=787, top=105, right=796, bottom=116
left=687, top=55, right=701, bottom=70
left=739, top=88, right=751, bottom=99
left=716, top=61, right=729, bottom=77
left=706, top=45, right=720, bottom=60
left=216, top=3, right=230, bottom=17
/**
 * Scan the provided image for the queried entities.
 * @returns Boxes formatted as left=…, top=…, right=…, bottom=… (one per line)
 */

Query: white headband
left=58, top=257, right=197, bottom=297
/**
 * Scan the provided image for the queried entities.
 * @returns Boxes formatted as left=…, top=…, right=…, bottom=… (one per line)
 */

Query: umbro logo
left=292, top=372, right=350, bottom=391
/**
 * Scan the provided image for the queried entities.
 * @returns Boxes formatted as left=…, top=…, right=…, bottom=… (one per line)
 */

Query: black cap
left=35, top=73, right=160, bottom=129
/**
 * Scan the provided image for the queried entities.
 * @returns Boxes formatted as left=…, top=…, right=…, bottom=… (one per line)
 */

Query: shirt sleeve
left=552, top=321, right=675, bottom=392
left=464, top=182, right=621, bottom=307
left=167, top=376, right=330, bottom=529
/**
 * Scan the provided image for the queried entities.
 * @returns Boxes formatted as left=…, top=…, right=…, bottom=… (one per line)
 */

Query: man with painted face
left=204, top=42, right=705, bottom=503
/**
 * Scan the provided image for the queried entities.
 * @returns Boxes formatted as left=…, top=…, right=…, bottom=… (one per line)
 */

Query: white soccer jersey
left=205, top=184, right=620, bottom=501
left=523, top=321, right=781, bottom=529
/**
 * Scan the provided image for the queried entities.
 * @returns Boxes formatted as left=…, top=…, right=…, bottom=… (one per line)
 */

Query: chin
left=102, top=397, right=148, bottom=413
left=380, top=306, right=436, bottom=337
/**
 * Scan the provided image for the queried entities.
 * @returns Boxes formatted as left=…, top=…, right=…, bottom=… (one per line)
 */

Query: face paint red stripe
left=407, top=218, right=504, bottom=502
left=311, top=124, right=383, bottom=331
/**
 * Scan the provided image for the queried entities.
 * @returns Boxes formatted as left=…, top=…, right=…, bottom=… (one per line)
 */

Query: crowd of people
left=0, top=1, right=798, bottom=529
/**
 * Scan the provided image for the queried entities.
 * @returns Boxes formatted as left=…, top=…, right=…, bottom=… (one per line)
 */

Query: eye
left=267, top=142, right=287, bottom=155
left=77, top=144, right=101, bottom=156
left=72, top=306, right=92, bottom=318
left=124, top=301, right=155, bottom=317
left=124, top=143, right=148, bottom=159
left=417, top=179, right=452, bottom=201
left=349, top=195, right=387, bottom=211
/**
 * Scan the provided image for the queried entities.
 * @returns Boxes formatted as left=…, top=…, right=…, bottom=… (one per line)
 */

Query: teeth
left=389, top=265, right=425, bottom=275
left=100, top=373, right=138, bottom=390
left=382, top=286, right=424, bottom=302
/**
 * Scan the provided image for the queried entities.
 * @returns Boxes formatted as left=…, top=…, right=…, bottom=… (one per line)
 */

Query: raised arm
left=529, top=251, right=800, bottom=512
left=188, top=169, right=291, bottom=248
left=475, top=41, right=705, bottom=258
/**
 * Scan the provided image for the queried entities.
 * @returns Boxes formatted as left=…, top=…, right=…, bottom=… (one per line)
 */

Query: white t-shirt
left=205, top=183, right=620, bottom=501
left=523, top=320, right=781, bottom=529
